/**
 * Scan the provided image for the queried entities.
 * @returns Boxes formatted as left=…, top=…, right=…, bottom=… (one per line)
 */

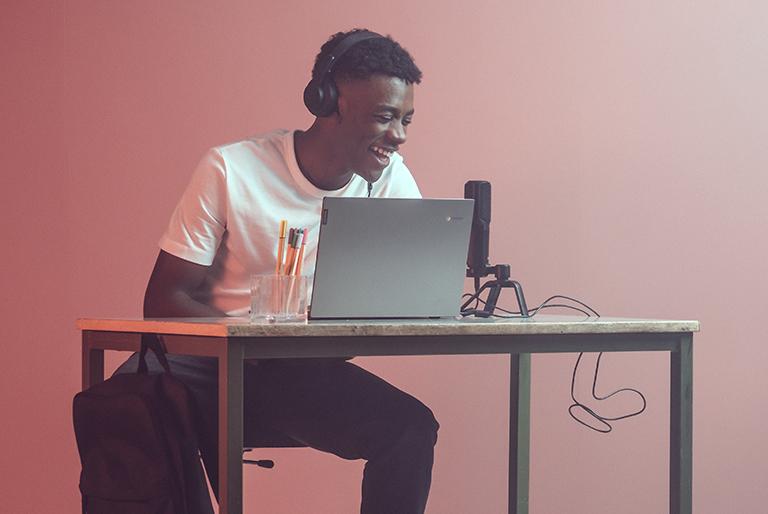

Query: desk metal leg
left=510, top=353, right=531, bottom=514
left=218, top=339, right=244, bottom=514
left=670, top=334, right=693, bottom=514
left=82, top=330, right=104, bottom=389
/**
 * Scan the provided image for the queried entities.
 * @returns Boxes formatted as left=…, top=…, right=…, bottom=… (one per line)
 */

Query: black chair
left=242, top=428, right=307, bottom=469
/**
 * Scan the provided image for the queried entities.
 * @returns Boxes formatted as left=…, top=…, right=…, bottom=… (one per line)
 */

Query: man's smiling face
left=334, top=74, right=414, bottom=184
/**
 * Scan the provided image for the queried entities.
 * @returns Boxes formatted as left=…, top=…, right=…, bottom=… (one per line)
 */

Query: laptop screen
left=309, top=197, right=473, bottom=319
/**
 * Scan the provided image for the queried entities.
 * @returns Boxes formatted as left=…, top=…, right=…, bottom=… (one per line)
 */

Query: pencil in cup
left=283, top=228, right=296, bottom=275
left=277, top=222, right=298, bottom=313
left=275, top=220, right=287, bottom=274
left=253, top=222, right=309, bottom=321
left=285, top=229, right=308, bottom=312
left=294, top=228, right=308, bottom=276
left=271, top=220, right=287, bottom=316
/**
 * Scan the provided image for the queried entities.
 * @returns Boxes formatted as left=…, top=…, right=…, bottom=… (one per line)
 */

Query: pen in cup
left=283, top=228, right=296, bottom=275
left=275, top=220, right=287, bottom=274
left=289, top=228, right=306, bottom=276
left=294, top=228, right=308, bottom=276
left=267, top=222, right=309, bottom=319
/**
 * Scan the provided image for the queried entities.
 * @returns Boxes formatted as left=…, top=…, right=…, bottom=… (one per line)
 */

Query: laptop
left=309, top=197, right=474, bottom=319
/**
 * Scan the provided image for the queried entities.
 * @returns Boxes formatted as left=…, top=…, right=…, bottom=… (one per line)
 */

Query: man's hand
left=143, top=250, right=227, bottom=318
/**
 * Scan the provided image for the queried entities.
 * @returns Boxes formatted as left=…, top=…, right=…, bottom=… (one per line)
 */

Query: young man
left=116, top=29, right=438, bottom=514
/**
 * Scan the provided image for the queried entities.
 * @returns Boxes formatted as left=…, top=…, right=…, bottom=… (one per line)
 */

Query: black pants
left=115, top=354, right=439, bottom=514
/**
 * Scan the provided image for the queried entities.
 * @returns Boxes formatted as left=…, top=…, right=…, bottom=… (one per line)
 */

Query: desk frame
left=81, top=323, right=693, bottom=514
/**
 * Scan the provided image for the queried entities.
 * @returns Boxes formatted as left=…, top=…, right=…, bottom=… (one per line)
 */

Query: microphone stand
left=461, top=264, right=530, bottom=318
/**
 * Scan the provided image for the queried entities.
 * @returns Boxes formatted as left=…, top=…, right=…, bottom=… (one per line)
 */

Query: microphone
left=465, top=180, right=491, bottom=278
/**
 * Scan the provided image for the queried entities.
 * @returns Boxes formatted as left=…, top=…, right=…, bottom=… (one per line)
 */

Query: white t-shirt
left=159, top=129, right=422, bottom=316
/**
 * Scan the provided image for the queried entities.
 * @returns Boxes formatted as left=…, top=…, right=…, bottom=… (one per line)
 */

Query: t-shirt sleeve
left=158, top=149, right=228, bottom=265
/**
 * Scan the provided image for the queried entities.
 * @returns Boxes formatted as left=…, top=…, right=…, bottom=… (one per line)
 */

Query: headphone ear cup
left=303, top=79, right=323, bottom=117
left=304, top=78, right=338, bottom=118
left=317, top=80, right=338, bottom=117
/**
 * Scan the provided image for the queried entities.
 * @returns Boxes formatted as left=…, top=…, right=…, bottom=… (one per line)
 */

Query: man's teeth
left=371, top=146, right=393, bottom=158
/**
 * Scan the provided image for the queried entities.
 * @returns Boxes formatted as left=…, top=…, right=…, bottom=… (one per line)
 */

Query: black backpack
left=73, top=335, right=214, bottom=514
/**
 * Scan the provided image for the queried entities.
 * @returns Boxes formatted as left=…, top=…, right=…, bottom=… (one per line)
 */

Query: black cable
left=531, top=295, right=600, bottom=317
left=464, top=293, right=597, bottom=318
left=475, top=300, right=591, bottom=318
left=506, top=302, right=591, bottom=318
left=568, top=352, right=647, bottom=433
left=461, top=277, right=483, bottom=312
left=462, top=288, right=646, bottom=433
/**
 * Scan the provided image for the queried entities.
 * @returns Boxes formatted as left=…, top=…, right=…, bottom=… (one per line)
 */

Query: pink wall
left=3, top=1, right=767, bottom=512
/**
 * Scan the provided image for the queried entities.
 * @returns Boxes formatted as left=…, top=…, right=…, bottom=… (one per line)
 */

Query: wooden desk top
left=77, top=315, right=699, bottom=338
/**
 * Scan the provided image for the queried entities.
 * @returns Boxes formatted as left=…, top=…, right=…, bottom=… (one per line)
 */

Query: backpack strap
left=137, top=333, right=172, bottom=374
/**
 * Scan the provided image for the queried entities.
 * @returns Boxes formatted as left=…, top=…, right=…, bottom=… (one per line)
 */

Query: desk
left=77, top=315, right=698, bottom=514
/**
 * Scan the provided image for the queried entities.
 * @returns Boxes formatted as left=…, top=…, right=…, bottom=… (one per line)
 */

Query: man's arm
left=143, top=250, right=227, bottom=318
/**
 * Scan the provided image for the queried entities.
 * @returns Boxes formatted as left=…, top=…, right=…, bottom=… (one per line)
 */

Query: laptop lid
left=309, top=197, right=474, bottom=319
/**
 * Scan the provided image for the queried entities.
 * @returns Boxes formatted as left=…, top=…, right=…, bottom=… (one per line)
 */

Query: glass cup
left=250, top=274, right=309, bottom=322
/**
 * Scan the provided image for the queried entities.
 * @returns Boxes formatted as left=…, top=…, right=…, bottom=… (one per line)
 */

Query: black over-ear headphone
left=303, top=30, right=384, bottom=117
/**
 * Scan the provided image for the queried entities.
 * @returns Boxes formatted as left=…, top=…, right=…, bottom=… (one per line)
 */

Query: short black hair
left=312, top=28, right=422, bottom=85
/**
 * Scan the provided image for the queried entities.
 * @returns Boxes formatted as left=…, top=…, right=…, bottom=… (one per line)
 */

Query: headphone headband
left=312, top=30, right=384, bottom=82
